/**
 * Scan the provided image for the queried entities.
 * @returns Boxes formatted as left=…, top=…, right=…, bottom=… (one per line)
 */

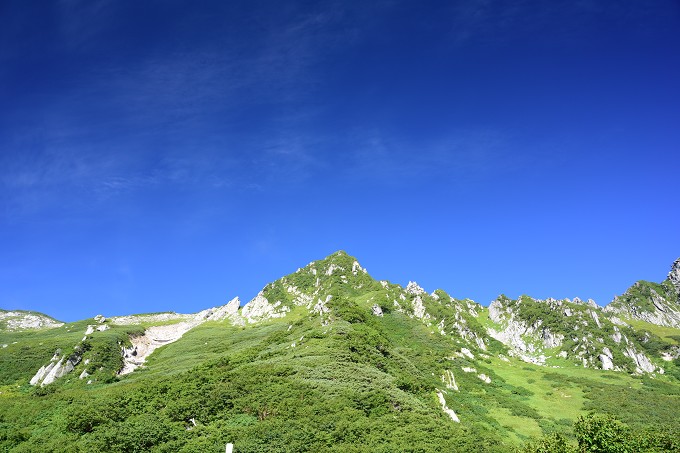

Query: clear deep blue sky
left=1, top=1, right=679, bottom=321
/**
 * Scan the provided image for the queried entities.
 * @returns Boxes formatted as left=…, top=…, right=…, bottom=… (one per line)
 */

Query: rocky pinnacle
left=669, top=258, right=680, bottom=292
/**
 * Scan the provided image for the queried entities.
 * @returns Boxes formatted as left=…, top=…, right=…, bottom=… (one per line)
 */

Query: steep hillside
left=604, top=258, right=680, bottom=328
left=0, top=251, right=679, bottom=452
left=484, top=295, right=667, bottom=374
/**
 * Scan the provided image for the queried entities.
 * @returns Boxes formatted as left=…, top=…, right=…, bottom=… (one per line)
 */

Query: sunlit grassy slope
left=1, top=309, right=679, bottom=452
left=1, top=252, right=679, bottom=451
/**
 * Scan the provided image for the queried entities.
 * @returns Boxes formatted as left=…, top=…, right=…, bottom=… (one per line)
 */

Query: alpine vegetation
left=1, top=251, right=679, bottom=452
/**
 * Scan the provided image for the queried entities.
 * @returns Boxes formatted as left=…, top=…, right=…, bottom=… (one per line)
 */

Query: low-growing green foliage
left=1, top=251, right=679, bottom=451
left=521, top=413, right=680, bottom=452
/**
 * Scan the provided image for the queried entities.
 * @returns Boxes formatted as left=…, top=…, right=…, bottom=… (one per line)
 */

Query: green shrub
left=574, top=414, right=630, bottom=452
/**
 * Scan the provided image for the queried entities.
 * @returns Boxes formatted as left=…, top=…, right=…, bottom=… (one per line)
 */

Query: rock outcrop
left=30, top=350, right=81, bottom=386
left=120, top=321, right=197, bottom=374
left=623, top=345, right=660, bottom=374
left=436, top=390, right=460, bottom=423
left=118, top=299, right=243, bottom=374
left=599, top=348, right=615, bottom=371
left=0, top=310, right=63, bottom=331
left=484, top=294, right=665, bottom=373
left=241, top=292, right=290, bottom=323
left=486, top=296, right=565, bottom=365
left=603, top=258, right=680, bottom=329
left=16, top=251, right=680, bottom=385
left=441, top=369, right=458, bottom=391
left=668, top=258, right=680, bottom=291
left=29, top=321, right=114, bottom=385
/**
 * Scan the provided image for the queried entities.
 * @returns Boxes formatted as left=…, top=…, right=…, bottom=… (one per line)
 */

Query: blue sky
left=1, top=1, right=679, bottom=321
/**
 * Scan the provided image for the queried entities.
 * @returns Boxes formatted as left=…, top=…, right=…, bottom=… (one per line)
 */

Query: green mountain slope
left=604, top=258, right=680, bottom=329
left=1, top=251, right=679, bottom=452
left=483, top=294, right=674, bottom=374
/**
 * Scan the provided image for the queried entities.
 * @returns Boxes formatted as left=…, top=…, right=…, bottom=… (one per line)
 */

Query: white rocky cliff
left=669, top=258, right=680, bottom=291
left=486, top=297, right=564, bottom=365
left=119, top=298, right=242, bottom=374
left=241, top=292, right=290, bottom=323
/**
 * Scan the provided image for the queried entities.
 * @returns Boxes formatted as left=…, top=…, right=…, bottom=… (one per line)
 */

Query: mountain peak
left=405, top=281, right=426, bottom=296
left=309, top=250, right=368, bottom=278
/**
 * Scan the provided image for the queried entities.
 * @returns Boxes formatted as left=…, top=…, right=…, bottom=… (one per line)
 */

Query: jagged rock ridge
left=15, top=252, right=680, bottom=388
left=485, top=294, right=663, bottom=374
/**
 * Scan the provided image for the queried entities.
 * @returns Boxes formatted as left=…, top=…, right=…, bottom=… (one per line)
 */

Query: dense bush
left=521, top=414, right=680, bottom=453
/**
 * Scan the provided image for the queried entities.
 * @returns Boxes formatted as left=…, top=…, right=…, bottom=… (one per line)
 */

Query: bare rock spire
left=668, top=258, right=680, bottom=291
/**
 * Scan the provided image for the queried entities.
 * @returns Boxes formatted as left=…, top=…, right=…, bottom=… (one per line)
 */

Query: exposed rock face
left=605, top=287, right=680, bottom=328
left=397, top=282, right=433, bottom=321
left=405, top=281, right=426, bottom=296
left=623, top=346, right=658, bottom=374
left=27, top=316, right=124, bottom=385
left=242, top=292, right=290, bottom=323
left=111, top=312, right=194, bottom=325
left=411, top=294, right=428, bottom=320
left=204, top=297, right=243, bottom=325
left=111, top=300, right=243, bottom=328
left=668, top=258, right=680, bottom=291
left=17, top=251, right=679, bottom=387
left=484, top=295, right=659, bottom=372
left=325, top=263, right=343, bottom=276
left=603, top=258, right=680, bottom=328
left=287, top=286, right=314, bottom=307
left=661, top=346, right=680, bottom=361
left=352, top=260, right=367, bottom=275
left=117, top=299, right=244, bottom=375
left=590, top=310, right=602, bottom=328
left=442, top=298, right=488, bottom=351
left=30, top=362, right=55, bottom=386
left=599, top=348, right=614, bottom=371
left=460, top=348, right=474, bottom=359
left=486, top=297, right=564, bottom=365
left=441, top=370, right=458, bottom=391
left=84, top=323, right=111, bottom=336
left=120, top=321, right=198, bottom=375
left=312, top=295, right=332, bottom=316
left=41, top=357, right=76, bottom=385
left=436, top=391, right=460, bottom=423
left=30, top=352, right=81, bottom=386
left=0, top=310, right=63, bottom=331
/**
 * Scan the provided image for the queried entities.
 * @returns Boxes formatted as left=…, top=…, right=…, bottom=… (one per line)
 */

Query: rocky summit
left=1, top=251, right=679, bottom=452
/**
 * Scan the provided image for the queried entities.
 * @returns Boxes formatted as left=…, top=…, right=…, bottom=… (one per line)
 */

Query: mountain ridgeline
left=1, top=252, right=679, bottom=452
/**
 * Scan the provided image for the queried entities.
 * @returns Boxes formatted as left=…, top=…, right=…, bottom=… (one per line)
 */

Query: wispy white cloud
left=344, top=128, right=518, bottom=185
left=0, top=5, right=345, bottom=216
left=0, top=2, right=415, bottom=221
left=0, top=146, right=244, bottom=221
